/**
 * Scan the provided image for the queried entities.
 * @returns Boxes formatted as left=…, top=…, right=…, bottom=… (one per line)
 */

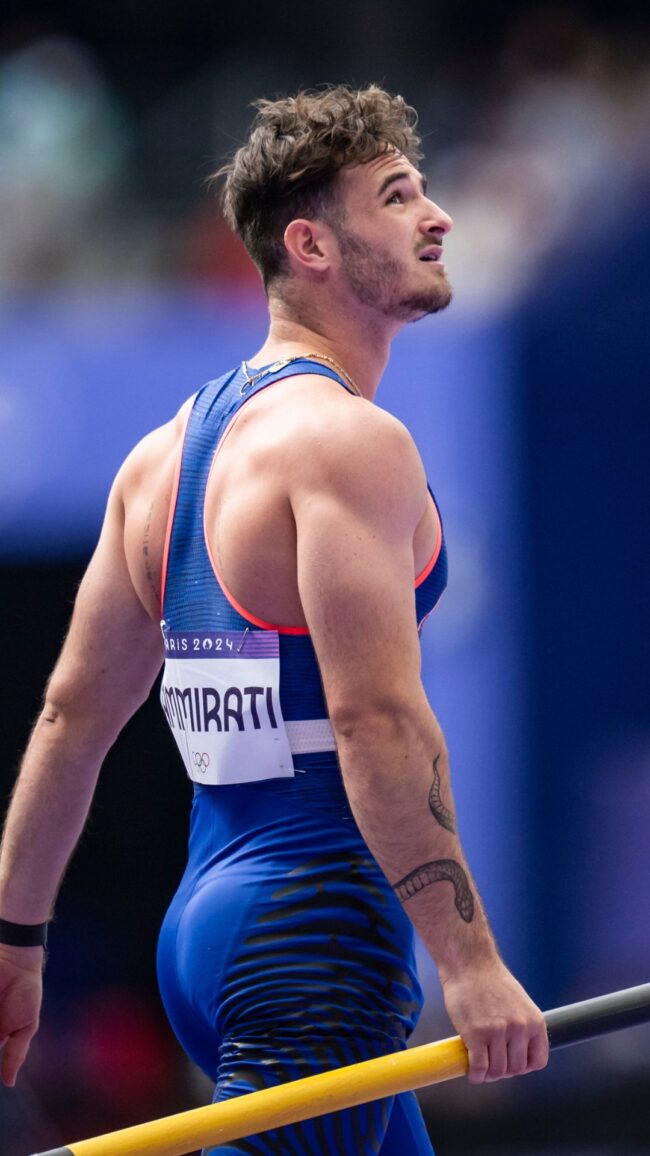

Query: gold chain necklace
left=240, top=352, right=363, bottom=398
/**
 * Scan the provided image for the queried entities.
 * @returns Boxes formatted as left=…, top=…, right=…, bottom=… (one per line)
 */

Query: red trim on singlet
left=160, top=398, right=196, bottom=617
left=207, top=557, right=311, bottom=635
left=414, top=491, right=443, bottom=587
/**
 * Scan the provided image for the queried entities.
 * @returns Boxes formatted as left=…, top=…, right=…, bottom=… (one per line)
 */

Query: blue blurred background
left=1, top=2, right=648, bottom=1153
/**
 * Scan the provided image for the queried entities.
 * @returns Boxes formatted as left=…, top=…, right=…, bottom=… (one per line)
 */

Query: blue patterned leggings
left=157, top=785, right=435, bottom=1155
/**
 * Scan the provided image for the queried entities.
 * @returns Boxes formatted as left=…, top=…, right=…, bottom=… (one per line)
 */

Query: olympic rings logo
left=193, top=751, right=210, bottom=773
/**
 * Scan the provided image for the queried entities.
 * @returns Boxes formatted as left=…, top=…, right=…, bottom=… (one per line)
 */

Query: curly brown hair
left=213, top=84, right=423, bottom=289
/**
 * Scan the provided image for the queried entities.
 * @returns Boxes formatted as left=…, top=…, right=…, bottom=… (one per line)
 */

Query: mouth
left=418, top=246, right=443, bottom=263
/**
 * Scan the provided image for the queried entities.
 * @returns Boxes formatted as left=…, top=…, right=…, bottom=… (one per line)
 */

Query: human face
left=332, top=153, right=453, bottom=322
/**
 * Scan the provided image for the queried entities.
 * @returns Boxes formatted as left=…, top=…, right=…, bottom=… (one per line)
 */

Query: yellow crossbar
left=64, top=1035, right=468, bottom=1156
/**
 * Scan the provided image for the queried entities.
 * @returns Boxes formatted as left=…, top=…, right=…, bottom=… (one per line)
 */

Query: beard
left=333, top=221, right=453, bottom=321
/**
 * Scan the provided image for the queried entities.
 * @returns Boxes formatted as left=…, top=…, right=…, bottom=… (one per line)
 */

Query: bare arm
left=292, top=405, right=548, bottom=1084
left=0, top=467, right=164, bottom=1084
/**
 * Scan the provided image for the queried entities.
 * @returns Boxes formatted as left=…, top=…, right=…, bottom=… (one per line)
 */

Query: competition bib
left=160, top=625, right=294, bottom=785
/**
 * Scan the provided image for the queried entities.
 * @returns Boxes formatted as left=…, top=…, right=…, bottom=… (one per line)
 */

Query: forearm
left=0, top=704, right=107, bottom=923
left=334, top=696, right=498, bottom=981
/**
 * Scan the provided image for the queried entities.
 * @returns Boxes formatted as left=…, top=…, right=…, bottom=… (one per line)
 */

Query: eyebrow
left=377, top=169, right=428, bottom=198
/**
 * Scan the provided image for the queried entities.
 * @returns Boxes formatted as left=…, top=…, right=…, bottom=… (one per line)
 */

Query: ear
left=283, top=218, right=334, bottom=275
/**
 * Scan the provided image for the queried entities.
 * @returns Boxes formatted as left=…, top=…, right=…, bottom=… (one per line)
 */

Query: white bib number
left=160, top=627, right=294, bottom=785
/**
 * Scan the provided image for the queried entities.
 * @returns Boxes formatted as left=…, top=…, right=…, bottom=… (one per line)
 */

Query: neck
left=250, top=290, right=400, bottom=401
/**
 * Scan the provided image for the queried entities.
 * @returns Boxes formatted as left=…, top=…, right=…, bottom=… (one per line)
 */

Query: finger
left=484, top=1034, right=508, bottom=1082
left=505, top=1029, right=529, bottom=1077
left=466, top=1040, right=489, bottom=1085
left=1, top=1028, right=32, bottom=1088
left=527, top=1027, right=550, bottom=1072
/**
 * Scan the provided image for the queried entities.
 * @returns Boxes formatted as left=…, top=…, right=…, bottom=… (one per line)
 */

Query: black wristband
left=0, top=918, right=48, bottom=948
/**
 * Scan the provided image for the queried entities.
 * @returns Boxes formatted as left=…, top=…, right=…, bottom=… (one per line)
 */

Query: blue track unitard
left=156, top=359, right=448, bottom=1154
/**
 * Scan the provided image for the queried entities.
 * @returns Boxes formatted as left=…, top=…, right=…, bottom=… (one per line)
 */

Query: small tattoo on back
left=142, top=501, right=159, bottom=600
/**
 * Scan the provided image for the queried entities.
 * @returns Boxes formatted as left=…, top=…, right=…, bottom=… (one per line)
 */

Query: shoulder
left=299, top=393, right=425, bottom=488
left=288, top=392, right=428, bottom=529
left=113, top=394, right=196, bottom=502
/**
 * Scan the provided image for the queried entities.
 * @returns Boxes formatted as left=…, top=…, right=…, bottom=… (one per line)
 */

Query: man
left=0, top=86, right=548, bottom=1154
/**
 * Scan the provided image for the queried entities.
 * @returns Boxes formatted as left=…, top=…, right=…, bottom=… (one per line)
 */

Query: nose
left=420, top=199, right=453, bottom=236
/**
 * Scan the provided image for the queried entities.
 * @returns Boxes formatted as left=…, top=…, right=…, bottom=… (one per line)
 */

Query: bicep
left=46, top=481, right=164, bottom=748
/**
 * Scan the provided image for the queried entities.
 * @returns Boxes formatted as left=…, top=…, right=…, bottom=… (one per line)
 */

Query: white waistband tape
left=285, top=718, right=337, bottom=755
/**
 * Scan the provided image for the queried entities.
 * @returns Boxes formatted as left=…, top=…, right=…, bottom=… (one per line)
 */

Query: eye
left=386, top=191, right=403, bottom=205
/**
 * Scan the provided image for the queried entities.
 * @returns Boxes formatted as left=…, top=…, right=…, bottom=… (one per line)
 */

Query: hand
left=440, top=956, right=549, bottom=1084
left=0, top=944, right=44, bottom=1087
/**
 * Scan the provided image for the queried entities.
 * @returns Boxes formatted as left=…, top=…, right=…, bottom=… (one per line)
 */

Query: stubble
left=334, top=223, right=453, bottom=320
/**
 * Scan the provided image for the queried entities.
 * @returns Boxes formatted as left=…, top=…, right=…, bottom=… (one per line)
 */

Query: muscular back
left=121, top=373, right=438, bottom=630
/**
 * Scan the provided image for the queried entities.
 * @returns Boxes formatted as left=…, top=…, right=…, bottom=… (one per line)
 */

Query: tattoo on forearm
left=392, top=859, right=475, bottom=922
left=142, top=502, right=159, bottom=599
left=428, top=754, right=456, bottom=833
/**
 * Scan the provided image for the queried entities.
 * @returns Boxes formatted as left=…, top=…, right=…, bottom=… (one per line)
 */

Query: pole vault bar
left=33, top=982, right=650, bottom=1156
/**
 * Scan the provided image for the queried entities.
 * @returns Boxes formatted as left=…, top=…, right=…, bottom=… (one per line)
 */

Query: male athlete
left=0, top=86, right=548, bottom=1153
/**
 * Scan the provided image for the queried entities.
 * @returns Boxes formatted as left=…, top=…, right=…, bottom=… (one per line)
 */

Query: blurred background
left=0, top=0, right=648, bottom=1152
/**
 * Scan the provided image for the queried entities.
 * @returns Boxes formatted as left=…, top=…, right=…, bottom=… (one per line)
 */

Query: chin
left=399, top=284, right=453, bottom=320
